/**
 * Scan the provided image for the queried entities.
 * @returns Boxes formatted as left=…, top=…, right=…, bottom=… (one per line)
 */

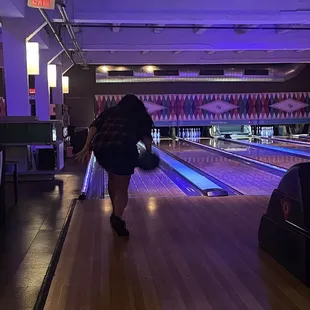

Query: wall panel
left=95, top=92, right=310, bottom=125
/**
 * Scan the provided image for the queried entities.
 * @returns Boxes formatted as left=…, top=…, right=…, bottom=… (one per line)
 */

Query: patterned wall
left=95, top=92, right=310, bottom=126
left=0, top=98, right=6, bottom=117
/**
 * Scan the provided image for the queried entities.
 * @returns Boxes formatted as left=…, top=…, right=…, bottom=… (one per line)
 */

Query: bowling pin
left=157, top=128, right=161, bottom=139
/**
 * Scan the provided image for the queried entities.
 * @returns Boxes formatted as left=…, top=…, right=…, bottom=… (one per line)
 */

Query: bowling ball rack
left=258, top=162, right=310, bottom=286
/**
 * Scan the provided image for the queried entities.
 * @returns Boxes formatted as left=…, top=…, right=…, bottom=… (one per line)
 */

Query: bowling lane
left=159, top=140, right=281, bottom=195
left=198, top=138, right=309, bottom=170
left=103, top=168, right=187, bottom=198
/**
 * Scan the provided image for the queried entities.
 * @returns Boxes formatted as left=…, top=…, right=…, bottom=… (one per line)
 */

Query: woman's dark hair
left=117, top=94, right=148, bottom=117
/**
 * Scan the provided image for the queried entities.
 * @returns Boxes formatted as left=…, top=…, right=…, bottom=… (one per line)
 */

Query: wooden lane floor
left=104, top=168, right=187, bottom=199
left=44, top=196, right=310, bottom=310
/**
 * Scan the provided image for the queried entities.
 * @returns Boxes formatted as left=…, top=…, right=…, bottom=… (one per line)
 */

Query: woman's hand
left=75, top=146, right=91, bottom=163
left=142, top=136, right=152, bottom=153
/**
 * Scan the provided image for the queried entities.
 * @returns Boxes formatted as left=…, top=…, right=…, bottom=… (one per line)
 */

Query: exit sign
left=27, top=0, right=56, bottom=10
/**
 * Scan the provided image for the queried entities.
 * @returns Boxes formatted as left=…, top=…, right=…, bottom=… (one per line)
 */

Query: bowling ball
left=138, top=152, right=160, bottom=171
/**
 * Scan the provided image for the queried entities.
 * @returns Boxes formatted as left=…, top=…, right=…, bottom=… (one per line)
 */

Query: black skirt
left=94, top=143, right=139, bottom=176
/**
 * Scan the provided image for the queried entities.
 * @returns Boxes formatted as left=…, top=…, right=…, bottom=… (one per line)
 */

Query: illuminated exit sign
left=27, top=0, right=56, bottom=10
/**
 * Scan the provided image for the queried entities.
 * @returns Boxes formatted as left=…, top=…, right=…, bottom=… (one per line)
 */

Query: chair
left=0, top=146, right=6, bottom=228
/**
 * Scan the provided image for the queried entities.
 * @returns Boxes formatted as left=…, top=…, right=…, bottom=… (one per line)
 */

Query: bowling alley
left=1, top=0, right=310, bottom=309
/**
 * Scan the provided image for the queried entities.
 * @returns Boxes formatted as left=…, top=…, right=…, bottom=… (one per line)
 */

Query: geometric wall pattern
left=95, top=92, right=310, bottom=125
left=0, top=97, right=6, bottom=117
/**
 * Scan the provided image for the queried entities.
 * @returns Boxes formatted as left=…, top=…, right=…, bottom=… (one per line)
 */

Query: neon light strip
left=80, top=152, right=95, bottom=195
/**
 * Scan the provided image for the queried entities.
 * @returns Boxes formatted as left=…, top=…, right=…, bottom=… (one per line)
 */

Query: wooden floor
left=44, top=196, right=310, bottom=310
left=0, top=159, right=86, bottom=310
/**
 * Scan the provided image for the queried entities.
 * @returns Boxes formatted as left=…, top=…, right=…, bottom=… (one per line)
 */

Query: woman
left=76, top=94, right=153, bottom=237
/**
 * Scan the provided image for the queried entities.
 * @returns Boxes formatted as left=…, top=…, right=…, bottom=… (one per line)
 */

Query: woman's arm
left=75, top=111, right=107, bottom=162
left=84, top=126, right=97, bottom=150
left=75, top=126, right=97, bottom=163
left=84, top=109, right=110, bottom=149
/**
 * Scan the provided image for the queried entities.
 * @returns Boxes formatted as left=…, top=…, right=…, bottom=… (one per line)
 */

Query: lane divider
left=259, top=136, right=310, bottom=147
left=220, top=138, right=310, bottom=159
left=181, top=138, right=286, bottom=175
left=154, top=146, right=222, bottom=191
left=79, top=152, right=96, bottom=200
left=139, top=142, right=230, bottom=196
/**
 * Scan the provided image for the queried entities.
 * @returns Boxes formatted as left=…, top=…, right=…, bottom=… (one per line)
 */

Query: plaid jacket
left=90, top=107, right=152, bottom=152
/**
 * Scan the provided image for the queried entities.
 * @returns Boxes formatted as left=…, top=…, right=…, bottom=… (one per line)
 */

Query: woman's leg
left=112, top=174, right=131, bottom=218
left=108, top=171, right=115, bottom=211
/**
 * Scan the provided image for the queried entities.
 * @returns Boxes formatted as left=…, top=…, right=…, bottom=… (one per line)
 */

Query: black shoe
left=110, top=213, right=116, bottom=224
left=110, top=214, right=129, bottom=237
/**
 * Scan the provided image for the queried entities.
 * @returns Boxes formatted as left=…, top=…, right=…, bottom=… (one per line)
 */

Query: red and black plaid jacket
left=90, top=107, right=153, bottom=150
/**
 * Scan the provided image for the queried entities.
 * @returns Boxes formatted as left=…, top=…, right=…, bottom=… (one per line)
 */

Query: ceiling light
left=26, top=42, right=40, bottom=75
left=115, top=66, right=127, bottom=71
left=48, top=64, right=57, bottom=88
left=144, top=65, right=155, bottom=73
left=101, top=66, right=109, bottom=72
left=62, top=76, right=69, bottom=94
